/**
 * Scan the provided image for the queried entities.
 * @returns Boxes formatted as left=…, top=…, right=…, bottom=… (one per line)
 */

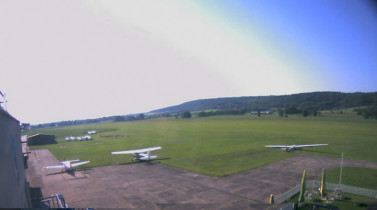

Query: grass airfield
left=27, top=113, right=377, bottom=177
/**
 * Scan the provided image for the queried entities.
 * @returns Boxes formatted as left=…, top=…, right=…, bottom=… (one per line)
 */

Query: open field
left=26, top=114, right=377, bottom=177
left=326, top=167, right=377, bottom=190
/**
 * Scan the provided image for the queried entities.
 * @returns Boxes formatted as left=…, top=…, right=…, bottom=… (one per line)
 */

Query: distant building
left=250, top=110, right=272, bottom=115
left=21, top=123, right=31, bottom=131
left=0, top=108, right=32, bottom=207
left=27, top=134, right=57, bottom=146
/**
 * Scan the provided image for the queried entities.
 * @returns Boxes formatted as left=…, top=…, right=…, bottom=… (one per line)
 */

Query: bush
left=182, top=111, right=192, bottom=118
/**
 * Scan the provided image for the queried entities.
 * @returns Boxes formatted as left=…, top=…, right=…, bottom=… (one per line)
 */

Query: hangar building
left=0, top=108, right=32, bottom=207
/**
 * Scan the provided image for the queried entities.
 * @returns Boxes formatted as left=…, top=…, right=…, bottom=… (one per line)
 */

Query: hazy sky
left=1, top=0, right=377, bottom=124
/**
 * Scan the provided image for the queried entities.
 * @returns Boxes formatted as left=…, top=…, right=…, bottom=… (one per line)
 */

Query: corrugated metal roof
left=27, top=134, right=41, bottom=139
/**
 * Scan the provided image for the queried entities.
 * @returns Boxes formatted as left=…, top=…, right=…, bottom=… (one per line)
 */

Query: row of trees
left=151, top=92, right=377, bottom=114
left=34, top=118, right=101, bottom=128
left=113, top=114, right=145, bottom=122
left=184, top=106, right=321, bottom=119
left=172, top=109, right=247, bottom=119
left=354, top=106, right=377, bottom=119
left=197, top=109, right=246, bottom=118
left=278, top=106, right=321, bottom=117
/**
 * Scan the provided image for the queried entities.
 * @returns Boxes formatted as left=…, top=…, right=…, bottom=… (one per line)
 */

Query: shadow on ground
left=29, top=186, right=43, bottom=208
left=118, top=158, right=171, bottom=166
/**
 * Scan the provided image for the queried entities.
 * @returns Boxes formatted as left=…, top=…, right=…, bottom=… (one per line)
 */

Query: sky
left=1, top=0, right=377, bottom=124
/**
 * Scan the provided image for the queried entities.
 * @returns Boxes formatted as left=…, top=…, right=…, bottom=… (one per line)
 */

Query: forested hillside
left=151, top=92, right=377, bottom=113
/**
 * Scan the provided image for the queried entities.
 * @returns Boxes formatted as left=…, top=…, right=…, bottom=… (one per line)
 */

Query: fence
left=275, top=180, right=377, bottom=204
left=325, top=182, right=377, bottom=199
left=33, top=194, right=68, bottom=208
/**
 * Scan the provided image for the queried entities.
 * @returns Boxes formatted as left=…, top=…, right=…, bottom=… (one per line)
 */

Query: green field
left=326, top=167, right=377, bottom=190
left=26, top=114, right=377, bottom=177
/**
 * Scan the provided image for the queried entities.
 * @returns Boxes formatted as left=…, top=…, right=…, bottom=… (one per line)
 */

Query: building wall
left=0, top=109, right=31, bottom=208
left=27, top=134, right=57, bottom=146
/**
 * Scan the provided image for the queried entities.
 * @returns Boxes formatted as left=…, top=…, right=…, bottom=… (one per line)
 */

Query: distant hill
left=150, top=91, right=377, bottom=113
left=31, top=91, right=377, bottom=128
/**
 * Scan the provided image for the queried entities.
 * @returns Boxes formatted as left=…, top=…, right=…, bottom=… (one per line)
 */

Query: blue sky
left=0, top=0, right=376, bottom=124
left=198, top=0, right=377, bottom=91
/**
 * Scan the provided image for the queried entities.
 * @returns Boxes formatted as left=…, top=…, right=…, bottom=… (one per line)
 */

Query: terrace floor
left=26, top=149, right=377, bottom=209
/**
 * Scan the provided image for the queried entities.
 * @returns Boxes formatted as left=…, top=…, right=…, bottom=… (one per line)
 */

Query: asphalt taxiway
left=26, top=149, right=377, bottom=209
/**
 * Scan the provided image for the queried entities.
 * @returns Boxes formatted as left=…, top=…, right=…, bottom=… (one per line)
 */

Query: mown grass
left=26, top=114, right=377, bottom=177
left=325, top=167, right=377, bottom=190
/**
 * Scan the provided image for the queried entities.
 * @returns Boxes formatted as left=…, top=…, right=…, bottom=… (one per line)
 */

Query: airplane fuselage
left=131, top=153, right=157, bottom=161
left=61, top=161, right=72, bottom=170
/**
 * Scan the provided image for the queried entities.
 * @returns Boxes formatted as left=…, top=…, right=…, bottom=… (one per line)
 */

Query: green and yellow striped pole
left=320, top=168, right=325, bottom=196
left=298, top=170, right=306, bottom=203
left=269, top=194, right=274, bottom=204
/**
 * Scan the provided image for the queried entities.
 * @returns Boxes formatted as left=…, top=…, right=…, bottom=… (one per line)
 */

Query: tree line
left=151, top=92, right=377, bottom=114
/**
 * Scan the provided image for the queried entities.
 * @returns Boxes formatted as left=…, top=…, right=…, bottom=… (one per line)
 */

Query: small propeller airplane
left=111, top=147, right=162, bottom=161
left=264, top=144, right=328, bottom=152
left=87, top=130, right=96, bottom=134
left=44, top=159, right=90, bottom=172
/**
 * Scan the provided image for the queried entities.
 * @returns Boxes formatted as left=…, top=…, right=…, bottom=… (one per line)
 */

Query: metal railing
left=324, top=182, right=377, bottom=199
left=275, top=180, right=377, bottom=204
left=0, top=90, right=7, bottom=111
left=35, top=194, right=69, bottom=208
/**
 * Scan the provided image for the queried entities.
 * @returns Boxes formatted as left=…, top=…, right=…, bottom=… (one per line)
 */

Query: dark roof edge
left=0, top=108, right=20, bottom=123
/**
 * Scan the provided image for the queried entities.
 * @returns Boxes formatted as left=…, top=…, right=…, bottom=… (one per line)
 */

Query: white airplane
left=82, top=135, right=92, bottom=140
left=111, top=147, right=162, bottom=161
left=87, top=130, right=96, bottom=134
left=264, top=144, right=328, bottom=152
left=44, top=159, right=90, bottom=172
left=65, top=136, right=75, bottom=141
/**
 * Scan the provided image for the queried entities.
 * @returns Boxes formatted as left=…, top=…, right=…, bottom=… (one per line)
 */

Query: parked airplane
left=264, top=144, right=328, bottom=152
left=111, top=147, right=162, bottom=161
left=65, top=136, right=75, bottom=141
left=81, top=135, right=92, bottom=140
left=65, top=135, right=92, bottom=141
left=87, top=130, right=96, bottom=134
left=44, top=160, right=90, bottom=172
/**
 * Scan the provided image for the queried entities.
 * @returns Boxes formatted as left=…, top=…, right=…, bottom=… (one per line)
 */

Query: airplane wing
left=71, top=161, right=90, bottom=168
left=264, top=145, right=287, bottom=148
left=68, top=159, right=80, bottom=162
left=265, top=144, right=328, bottom=148
left=293, top=144, right=328, bottom=148
left=111, top=147, right=162, bottom=155
left=45, top=165, right=65, bottom=170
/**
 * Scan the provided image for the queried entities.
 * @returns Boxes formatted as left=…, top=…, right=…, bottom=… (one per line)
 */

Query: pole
left=99, top=121, right=102, bottom=137
left=269, top=194, right=274, bottom=204
left=320, top=168, right=325, bottom=196
left=298, top=170, right=306, bottom=203
left=339, top=152, right=343, bottom=186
